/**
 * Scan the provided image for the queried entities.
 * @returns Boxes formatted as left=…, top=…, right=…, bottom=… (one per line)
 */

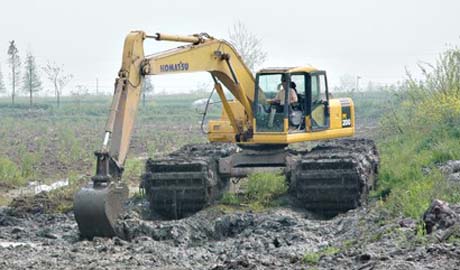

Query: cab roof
left=258, top=66, right=321, bottom=74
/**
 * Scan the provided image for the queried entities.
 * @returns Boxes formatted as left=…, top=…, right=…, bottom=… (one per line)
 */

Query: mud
left=1, top=202, right=460, bottom=269
left=7, top=192, right=59, bottom=217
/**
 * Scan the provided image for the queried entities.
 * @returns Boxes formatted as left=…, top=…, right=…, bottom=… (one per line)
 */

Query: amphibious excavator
left=74, top=31, right=379, bottom=238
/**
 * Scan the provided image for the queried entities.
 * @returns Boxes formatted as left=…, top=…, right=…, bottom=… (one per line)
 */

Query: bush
left=378, top=45, right=460, bottom=218
left=246, top=172, right=287, bottom=208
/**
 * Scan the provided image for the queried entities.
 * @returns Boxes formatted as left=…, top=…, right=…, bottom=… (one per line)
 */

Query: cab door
left=308, top=72, right=330, bottom=131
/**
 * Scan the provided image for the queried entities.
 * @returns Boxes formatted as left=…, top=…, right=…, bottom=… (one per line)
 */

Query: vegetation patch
left=220, top=172, right=288, bottom=210
left=246, top=172, right=287, bottom=208
left=220, top=192, right=241, bottom=206
left=377, top=45, right=460, bottom=219
left=0, top=156, right=27, bottom=187
left=303, top=246, right=341, bottom=265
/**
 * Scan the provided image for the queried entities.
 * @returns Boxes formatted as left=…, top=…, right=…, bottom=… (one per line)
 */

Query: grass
left=245, top=172, right=287, bottom=208
left=220, top=192, right=241, bottom=206
left=0, top=92, right=220, bottom=213
left=0, top=93, right=213, bottom=186
left=123, top=158, right=144, bottom=184
left=220, top=172, right=288, bottom=211
left=303, top=246, right=341, bottom=265
left=375, top=45, right=460, bottom=219
left=0, top=156, right=27, bottom=187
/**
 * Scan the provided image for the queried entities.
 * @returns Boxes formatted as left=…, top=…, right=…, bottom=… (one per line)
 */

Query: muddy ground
left=0, top=198, right=459, bottom=270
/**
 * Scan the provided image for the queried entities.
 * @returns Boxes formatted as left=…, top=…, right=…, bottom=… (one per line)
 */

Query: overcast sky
left=0, top=0, right=459, bottom=95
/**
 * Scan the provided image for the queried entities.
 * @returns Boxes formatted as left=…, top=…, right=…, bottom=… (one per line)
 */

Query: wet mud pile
left=7, top=192, right=59, bottom=217
left=1, top=202, right=460, bottom=269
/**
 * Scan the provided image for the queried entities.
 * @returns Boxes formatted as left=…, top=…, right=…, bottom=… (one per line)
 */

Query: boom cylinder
left=149, top=33, right=202, bottom=44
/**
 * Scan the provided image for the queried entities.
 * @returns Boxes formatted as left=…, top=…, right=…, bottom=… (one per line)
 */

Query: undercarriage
left=142, top=138, right=379, bottom=219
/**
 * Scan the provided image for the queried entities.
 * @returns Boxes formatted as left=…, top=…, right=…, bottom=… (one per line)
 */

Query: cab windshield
left=255, top=73, right=285, bottom=132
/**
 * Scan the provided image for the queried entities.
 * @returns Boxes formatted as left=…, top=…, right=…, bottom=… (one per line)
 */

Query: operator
left=267, top=78, right=299, bottom=128
left=271, top=78, right=298, bottom=105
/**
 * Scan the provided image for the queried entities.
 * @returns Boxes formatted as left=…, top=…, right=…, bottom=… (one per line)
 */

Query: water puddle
left=0, top=241, right=37, bottom=248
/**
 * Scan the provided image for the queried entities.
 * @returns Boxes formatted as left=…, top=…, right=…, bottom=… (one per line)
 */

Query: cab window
left=255, top=73, right=285, bottom=132
left=311, top=75, right=320, bottom=102
left=310, top=73, right=329, bottom=130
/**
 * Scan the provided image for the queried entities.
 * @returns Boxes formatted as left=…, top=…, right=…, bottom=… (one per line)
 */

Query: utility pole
left=12, top=63, right=15, bottom=104
left=96, top=78, right=99, bottom=95
left=356, top=75, right=361, bottom=92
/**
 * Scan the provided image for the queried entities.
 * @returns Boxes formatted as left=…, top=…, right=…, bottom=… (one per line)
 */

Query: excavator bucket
left=74, top=181, right=128, bottom=239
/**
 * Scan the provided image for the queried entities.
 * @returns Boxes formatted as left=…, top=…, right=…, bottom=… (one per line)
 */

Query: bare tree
left=42, top=62, right=73, bottom=108
left=22, top=52, right=42, bottom=106
left=228, top=21, right=267, bottom=73
left=142, top=76, right=154, bottom=107
left=334, top=74, right=357, bottom=93
left=7, top=40, right=21, bottom=104
left=365, top=81, right=375, bottom=92
left=192, top=81, right=210, bottom=95
left=0, top=66, right=6, bottom=94
left=71, top=84, right=89, bottom=110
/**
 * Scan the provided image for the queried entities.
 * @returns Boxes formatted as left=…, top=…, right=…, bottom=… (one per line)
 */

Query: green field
left=0, top=93, right=218, bottom=192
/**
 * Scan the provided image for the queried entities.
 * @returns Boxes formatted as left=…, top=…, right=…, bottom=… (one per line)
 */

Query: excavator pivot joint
left=92, top=151, right=122, bottom=184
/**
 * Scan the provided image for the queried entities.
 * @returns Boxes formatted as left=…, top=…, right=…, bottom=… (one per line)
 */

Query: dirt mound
left=7, top=192, right=59, bottom=217
left=423, top=199, right=460, bottom=241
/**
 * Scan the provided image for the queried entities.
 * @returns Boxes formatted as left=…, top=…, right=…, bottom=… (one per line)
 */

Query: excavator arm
left=74, top=31, right=257, bottom=238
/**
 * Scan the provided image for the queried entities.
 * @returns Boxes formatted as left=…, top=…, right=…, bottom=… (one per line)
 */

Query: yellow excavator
left=74, top=31, right=379, bottom=238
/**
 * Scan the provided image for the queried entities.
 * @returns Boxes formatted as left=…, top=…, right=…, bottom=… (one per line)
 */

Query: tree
left=42, top=62, right=73, bottom=108
left=22, top=52, right=42, bottom=106
left=7, top=40, right=21, bottom=104
left=334, top=74, right=356, bottom=93
left=365, top=81, right=375, bottom=92
left=0, top=66, right=6, bottom=94
left=142, top=76, right=154, bottom=107
left=228, top=21, right=267, bottom=73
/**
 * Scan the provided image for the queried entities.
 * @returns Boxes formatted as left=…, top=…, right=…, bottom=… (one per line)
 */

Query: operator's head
left=281, top=75, right=288, bottom=88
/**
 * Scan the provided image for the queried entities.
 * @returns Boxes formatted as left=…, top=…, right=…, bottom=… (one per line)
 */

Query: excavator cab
left=253, top=68, right=331, bottom=134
